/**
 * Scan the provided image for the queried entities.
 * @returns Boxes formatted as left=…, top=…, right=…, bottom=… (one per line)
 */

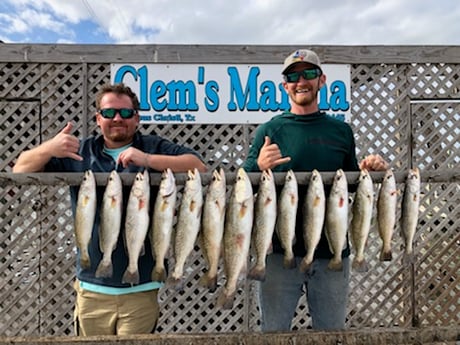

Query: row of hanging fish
left=350, top=167, right=421, bottom=270
left=74, top=166, right=420, bottom=309
left=75, top=169, right=151, bottom=285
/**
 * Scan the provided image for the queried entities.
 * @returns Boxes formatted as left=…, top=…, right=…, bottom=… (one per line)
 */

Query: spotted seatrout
left=168, top=168, right=203, bottom=290
left=377, top=169, right=398, bottom=261
left=75, top=170, right=97, bottom=270
left=249, top=169, right=277, bottom=281
left=217, top=168, right=253, bottom=309
left=275, top=170, right=298, bottom=269
left=150, top=168, right=177, bottom=282
left=350, top=169, right=374, bottom=272
left=199, top=167, right=226, bottom=291
left=400, top=167, right=421, bottom=265
left=325, top=169, right=349, bottom=271
left=96, top=170, right=123, bottom=278
left=122, top=170, right=150, bottom=285
left=300, top=169, right=326, bottom=273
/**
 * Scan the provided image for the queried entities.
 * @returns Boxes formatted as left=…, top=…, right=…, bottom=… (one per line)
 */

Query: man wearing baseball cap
left=244, top=49, right=388, bottom=331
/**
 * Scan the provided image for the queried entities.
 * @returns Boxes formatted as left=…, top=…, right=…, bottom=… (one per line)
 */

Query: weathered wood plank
left=0, top=326, right=458, bottom=345
left=0, top=170, right=458, bottom=187
left=2, top=44, right=460, bottom=64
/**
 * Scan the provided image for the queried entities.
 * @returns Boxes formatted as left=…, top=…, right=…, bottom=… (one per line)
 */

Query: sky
left=1, top=0, right=460, bottom=45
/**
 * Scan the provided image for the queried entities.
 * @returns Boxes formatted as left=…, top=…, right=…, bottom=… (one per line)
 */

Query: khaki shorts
left=74, top=281, right=159, bottom=336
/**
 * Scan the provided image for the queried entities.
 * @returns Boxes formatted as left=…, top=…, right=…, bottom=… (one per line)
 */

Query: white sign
left=111, top=63, right=351, bottom=124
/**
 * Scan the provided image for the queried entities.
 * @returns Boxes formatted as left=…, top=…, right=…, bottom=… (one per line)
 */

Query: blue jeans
left=258, top=253, right=350, bottom=331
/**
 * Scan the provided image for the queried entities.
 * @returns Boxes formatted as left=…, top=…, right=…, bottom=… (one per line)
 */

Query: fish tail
left=380, top=248, right=393, bottom=261
left=122, top=269, right=140, bottom=286
left=283, top=254, right=296, bottom=269
left=217, top=289, right=235, bottom=310
left=166, top=276, right=185, bottom=292
left=248, top=265, right=266, bottom=281
left=95, top=261, right=113, bottom=278
left=199, top=273, right=218, bottom=292
left=80, top=252, right=91, bottom=270
left=402, top=252, right=415, bottom=266
left=327, top=256, right=343, bottom=271
left=151, top=267, right=166, bottom=283
left=299, top=256, right=313, bottom=273
left=352, top=257, right=368, bottom=272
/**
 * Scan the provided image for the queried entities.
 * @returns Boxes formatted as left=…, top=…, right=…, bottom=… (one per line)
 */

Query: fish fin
left=189, top=200, right=196, bottom=212
left=138, top=198, right=147, bottom=210
left=313, top=195, right=321, bottom=207
left=239, top=204, right=248, bottom=218
left=160, top=199, right=168, bottom=212
left=264, top=196, right=273, bottom=207
left=324, top=229, right=334, bottom=255
left=98, top=232, right=105, bottom=253
left=267, top=242, right=273, bottom=255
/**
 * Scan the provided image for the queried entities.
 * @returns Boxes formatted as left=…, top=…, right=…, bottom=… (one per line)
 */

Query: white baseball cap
left=282, top=49, right=322, bottom=74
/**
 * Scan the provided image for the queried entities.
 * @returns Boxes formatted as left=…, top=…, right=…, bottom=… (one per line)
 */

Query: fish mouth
left=187, top=169, right=195, bottom=181
left=212, top=169, right=223, bottom=181
left=261, top=169, right=273, bottom=181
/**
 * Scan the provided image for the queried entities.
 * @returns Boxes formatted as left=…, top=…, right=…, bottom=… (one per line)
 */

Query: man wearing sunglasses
left=243, top=49, right=388, bottom=331
left=13, top=83, right=206, bottom=336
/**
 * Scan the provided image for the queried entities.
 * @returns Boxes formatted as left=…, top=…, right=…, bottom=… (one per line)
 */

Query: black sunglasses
left=98, top=108, right=136, bottom=119
left=284, top=68, right=322, bottom=83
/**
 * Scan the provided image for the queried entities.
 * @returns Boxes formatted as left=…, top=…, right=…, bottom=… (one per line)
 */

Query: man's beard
left=110, top=133, right=132, bottom=142
left=106, top=128, right=132, bottom=142
left=290, top=90, right=317, bottom=107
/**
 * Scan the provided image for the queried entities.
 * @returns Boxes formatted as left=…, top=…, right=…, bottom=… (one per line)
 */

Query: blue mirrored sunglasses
left=98, top=108, right=136, bottom=119
left=284, top=68, right=322, bottom=83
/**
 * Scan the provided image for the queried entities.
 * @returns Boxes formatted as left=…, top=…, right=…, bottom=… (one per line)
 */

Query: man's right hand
left=256, top=136, right=291, bottom=171
left=50, top=122, right=82, bottom=161
left=13, top=122, right=82, bottom=172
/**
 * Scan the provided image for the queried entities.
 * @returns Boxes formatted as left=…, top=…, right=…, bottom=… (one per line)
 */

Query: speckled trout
left=217, top=168, right=253, bottom=309
left=350, top=169, right=374, bottom=272
left=168, top=168, right=203, bottom=290
left=96, top=170, right=123, bottom=278
left=300, top=169, right=326, bottom=273
left=122, top=170, right=150, bottom=285
left=325, top=169, right=348, bottom=271
left=275, top=170, right=298, bottom=269
left=75, top=170, right=97, bottom=270
left=400, top=167, right=420, bottom=265
left=151, top=168, right=177, bottom=282
left=377, top=169, right=398, bottom=261
left=199, top=167, right=226, bottom=291
left=249, top=169, right=277, bottom=281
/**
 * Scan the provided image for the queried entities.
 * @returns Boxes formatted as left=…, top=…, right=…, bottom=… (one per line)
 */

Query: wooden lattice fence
left=0, top=44, right=459, bottom=337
